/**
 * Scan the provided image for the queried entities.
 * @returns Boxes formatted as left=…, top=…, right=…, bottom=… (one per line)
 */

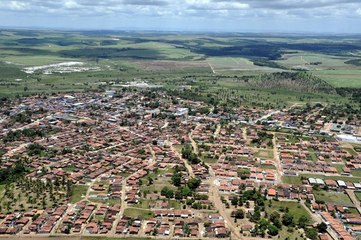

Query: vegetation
left=0, top=30, right=360, bottom=115
left=70, top=185, right=88, bottom=203
left=0, top=161, right=27, bottom=184
left=0, top=177, right=71, bottom=213
left=181, top=145, right=201, bottom=164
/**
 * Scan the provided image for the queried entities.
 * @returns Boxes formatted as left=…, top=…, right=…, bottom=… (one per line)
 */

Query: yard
left=266, top=200, right=314, bottom=224
left=354, top=191, right=361, bottom=201
left=282, top=176, right=302, bottom=185
left=70, top=184, right=88, bottom=203
left=82, top=237, right=152, bottom=240
left=301, top=174, right=361, bottom=183
left=314, top=190, right=353, bottom=207
left=254, top=149, right=274, bottom=159
left=123, top=207, right=154, bottom=220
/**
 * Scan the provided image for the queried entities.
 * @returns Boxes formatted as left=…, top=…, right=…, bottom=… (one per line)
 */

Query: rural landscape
left=0, top=28, right=360, bottom=240
left=1, top=0, right=361, bottom=238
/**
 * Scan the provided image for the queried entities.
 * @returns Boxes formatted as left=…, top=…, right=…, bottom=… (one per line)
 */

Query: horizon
left=1, top=0, right=361, bottom=34
left=2, top=26, right=361, bottom=36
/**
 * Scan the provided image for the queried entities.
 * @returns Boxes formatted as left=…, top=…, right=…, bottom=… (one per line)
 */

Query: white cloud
left=357, top=8, right=361, bottom=16
left=0, top=0, right=361, bottom=32
left=0, top=1, right=29, bottom=11
left=64, top=0, right=79, bottom=9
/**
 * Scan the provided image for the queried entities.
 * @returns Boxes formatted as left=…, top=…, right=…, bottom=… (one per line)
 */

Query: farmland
left=0, top=30, right=360, bottom=112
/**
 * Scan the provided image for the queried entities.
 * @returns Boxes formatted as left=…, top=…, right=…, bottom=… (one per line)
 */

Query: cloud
left=0, top=0, right=358, bottom=15
left=357, top=8, right=361, bottom=16
left=0, top=0, right=361, bottom=32
left=0, top=1, right=29, bottom=11
left=186, top=0, right=249, bottom=11
left=122, top=0, right=169, bottom=6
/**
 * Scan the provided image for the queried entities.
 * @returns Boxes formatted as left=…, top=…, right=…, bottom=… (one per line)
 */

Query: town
left=0, top=89, right=360, bottom=240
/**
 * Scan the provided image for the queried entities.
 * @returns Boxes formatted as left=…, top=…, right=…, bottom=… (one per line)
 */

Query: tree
left=181, top=186, right=192, bottom=197
left=234, top=209, right=245, bottom=219
left=147, top=176, right=154, bottom=185
left=298, top=215, right=309, bottom=228
left=231, top=197, right=238, bottom=206
left=181, top=145, right=200, bottom=164
left=305, top=228, right=318, bottom=240
left=187, top=178, right=201, bottom=190
left=267, top=224, right=279, bottom=236
left=160, top=187, right=174, bottom=199
left=269, top=211, right=281, bottom=223
left=316, top=222, right=328, bottom=233
left=251, top=210, right=261, bottom=222
left=171, top=173, right=182, bottom=187
left=269, top=211, right=282, bottom=229
left=282, top=213, right=294, bottom=226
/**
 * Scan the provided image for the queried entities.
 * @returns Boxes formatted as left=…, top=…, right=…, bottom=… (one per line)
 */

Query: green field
left=82, top=237, right=152, bottom=240
left=0, top=185, right=4, bottom=198
left=313, top=70, right=361, bottom=88
left=282, top=176, right=302, bottom=185
left=0, top=29, right=360, bottom=112
left=266, top=200, right=314, bottom=224
left=355, top=191, right=361, bottom=201
left=70, top=184, right=88, bottom=203
left=300, top=174, right=361, bottom=183
left=123, top=207, right=154, bottom=220
left=208, top=57, right=279, bottom=72
left=314, top=190, right=353, bottom=206
left=277, top=52, right=358, bottom=71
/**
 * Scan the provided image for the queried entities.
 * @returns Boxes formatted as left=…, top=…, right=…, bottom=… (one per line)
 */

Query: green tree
left=316, top=222, right=328, bottom=233
left=305, top=228, right=318, bottom=240
left=298, top=215, right=309, bottom=228
left=282, top=213, right=294, bottom=226
left=187, top=178, right=201, bottom=190
left=234, top=209, right=245, bottom=219
left=171, top=173, right=182, bottom=187
left=267, top=224, right=279, bottom=236
left=160, top=187, right=174, bottom=198
left=231, top=197, right=238, bottom=206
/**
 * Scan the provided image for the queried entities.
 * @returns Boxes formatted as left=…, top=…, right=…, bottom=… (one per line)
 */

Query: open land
left=0, top=30, right=360, bottom=240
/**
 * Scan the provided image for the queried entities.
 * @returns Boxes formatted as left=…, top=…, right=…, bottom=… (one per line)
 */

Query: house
left=267, top=188, right=277, bottom=197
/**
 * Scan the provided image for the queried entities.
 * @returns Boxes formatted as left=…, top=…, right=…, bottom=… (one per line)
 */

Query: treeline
left=181, top=145, right=200, bottom=164
left=336, top=88, right=361, bottom=104
left=3, top=128, right=45, bottom=142
left=345, top=59, right=361, bottom=66
left=248, top=72, right=335, bottom=94
left=0, top=161, right=27, bottom=184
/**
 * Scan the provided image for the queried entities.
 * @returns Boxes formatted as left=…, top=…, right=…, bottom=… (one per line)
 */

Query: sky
left=1, top=0, right=361, bottom=33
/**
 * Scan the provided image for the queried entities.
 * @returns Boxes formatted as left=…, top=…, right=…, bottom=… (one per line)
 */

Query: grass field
left=314, top=190, right=353, bottom=206
left=300, top=174, right=361, bottom=183
left=123, top=207, right=154, bottom=220
left=313, top=70, right=361, bottom=88
left=70, top=184, right=88, bottom=203
left=207, top=57, right=279, bottom=72
left=82, top=237, right=152, bottom=240
left=355, top=191, right=361, bottom=201
left=254, top=149, right=274, bottom=159
left=0, top=185, right=4, bottom=198
left=283, top=173, right=361, bottom=185
left=266, top=200, right=314, bottom=224
left=332, top=164, right=345, bottom=174
left=0, top=30, right=360, bottom=113
left=277, top=52, right=357, bottom=71
left=282, top=176, right=302, bottom=185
